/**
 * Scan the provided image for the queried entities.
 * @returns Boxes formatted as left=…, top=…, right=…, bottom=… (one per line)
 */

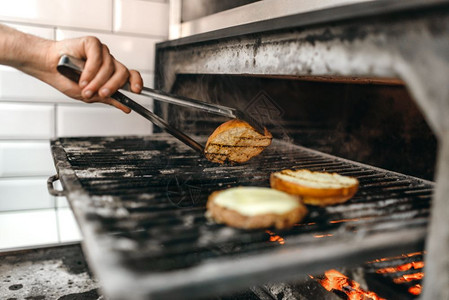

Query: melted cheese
left=213, top=187, right=299, bottom=216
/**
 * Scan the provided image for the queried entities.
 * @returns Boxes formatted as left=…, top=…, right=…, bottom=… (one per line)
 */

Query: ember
left=365, top=252, right=426, bottom=297
left=329, top=218, right=364, bottom=224
left=368, top=251, right=424, bottom=263
left=393, top=272, right=425, bottom=284
left=314, top=234, right=333, bottom=238
left=376, top=261, right=424, bottom=274
left=408, top=284, right=422, bottom=295
left=265, top=230, right=285, bottom=245
left=50, top=136, right=434, bottom=299
left=293, top=222, right=316, bottom=227
left=317, top=269, right=385, bottom=300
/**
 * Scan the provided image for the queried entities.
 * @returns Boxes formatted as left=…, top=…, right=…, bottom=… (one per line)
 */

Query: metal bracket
left=47, top=174, right=65, bottom=197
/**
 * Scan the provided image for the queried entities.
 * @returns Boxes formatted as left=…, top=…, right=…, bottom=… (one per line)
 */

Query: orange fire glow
left=328, top=217, right=375, bottom=224
left=369, top=252, right=425, bottom=296
left=376, top=261, right=424, bottom=274
left=265, top=230, right=285, bottom=245
left=314, top=233, right=333, bottom=238
left=408, top=284, right=422, bottom=295
left=317, top=269, right=386, bottom=300
left=393, top=272, right=425, bottom=284
left=294, top=222, right=316, bottom=227
left=368, top=251, right=424, bottom=263
left=329, top=218, right=360, bottom=224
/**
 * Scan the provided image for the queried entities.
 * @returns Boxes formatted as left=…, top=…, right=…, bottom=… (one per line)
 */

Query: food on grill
left=206, top=186, right=307, bottom=229
left=270, top=169, right=359, bottom=206
left=204, top=119, right=272, bottom=164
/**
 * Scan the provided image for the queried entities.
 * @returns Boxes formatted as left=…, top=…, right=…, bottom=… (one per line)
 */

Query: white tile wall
left=2, top=22, right=54, bottom=39
left=114, top=0, right=169, bottom=37
left=0, top=0, right=112, bottom=31
left=0, top=0, right=168, bottom=250
left=0, top=178, right=54, bottom=211
left=0, top=66, right=73, bottom=103
left=0, top=67, right=153, bottom=104
left=56, top=29, right=161, bottom=72
left=57, top=208, right=82, bottom=242
left=0, top=209, right=58, bottom=250
left=0, top=141, right=55, bottom=177
left=56, top=196, right=69, bottom=208
left=57, top=104, right=153, bottom=137
left=130, top=72, right=155, bottom=90
left=0, top=103, right=54, bottom=139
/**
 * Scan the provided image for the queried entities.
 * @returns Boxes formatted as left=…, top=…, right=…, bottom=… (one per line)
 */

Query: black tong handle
left=57, top=55, right=205, bottom=154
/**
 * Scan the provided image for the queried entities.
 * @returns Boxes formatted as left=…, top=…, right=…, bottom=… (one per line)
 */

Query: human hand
left=0, top=25, right=141, bottom=112
left=31, top=36, right=143, bottom=113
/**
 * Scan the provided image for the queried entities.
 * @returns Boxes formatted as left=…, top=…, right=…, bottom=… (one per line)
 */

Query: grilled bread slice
left=204, top=119, right=272, bottom=164
left=206, top=186, right=307, bottom=229
left=270, top=169, right=359, bottom=206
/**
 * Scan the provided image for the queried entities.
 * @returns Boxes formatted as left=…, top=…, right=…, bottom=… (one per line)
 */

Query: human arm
left=0, top=24, right=142, bottom=113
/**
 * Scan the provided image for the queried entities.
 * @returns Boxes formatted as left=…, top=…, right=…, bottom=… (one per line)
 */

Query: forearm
left=0, top=24, right=51, bottom=78
left=0, top=23, right=142, bottom=113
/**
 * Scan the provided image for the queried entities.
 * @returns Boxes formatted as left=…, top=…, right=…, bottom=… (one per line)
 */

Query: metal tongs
left=57, top=55, right=263, bottom=154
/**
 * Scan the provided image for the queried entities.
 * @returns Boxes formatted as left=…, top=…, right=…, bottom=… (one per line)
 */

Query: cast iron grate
left=51, top=135, right=433, bottom=299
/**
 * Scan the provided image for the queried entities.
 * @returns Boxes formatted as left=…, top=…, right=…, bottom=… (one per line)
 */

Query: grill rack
left=364, top=252, right=425, bottom=299
left=51, top=135, right=432, bottom=299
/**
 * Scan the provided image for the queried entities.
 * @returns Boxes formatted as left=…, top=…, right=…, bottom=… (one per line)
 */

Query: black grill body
left=154, top=2, right=449, bottom=298
left=51, top=135, right=432, bottom=299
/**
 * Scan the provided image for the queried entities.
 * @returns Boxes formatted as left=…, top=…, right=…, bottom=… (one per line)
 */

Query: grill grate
left=364, top=252, right=425, bottom=298
left=51, top=135, right=432, bottom=299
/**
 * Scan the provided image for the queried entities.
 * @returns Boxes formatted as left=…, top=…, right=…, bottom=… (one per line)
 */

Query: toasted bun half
left=204, top=119, right=272, bottom=164
left=270, top=169, right=359, bottom=206
left=206, top=187, right=307, bottom=229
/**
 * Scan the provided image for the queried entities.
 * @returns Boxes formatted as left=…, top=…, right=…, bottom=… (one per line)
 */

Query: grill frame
left=51, top=135, right=432, bottom=299
left=155, top=2, right=449, bottom=298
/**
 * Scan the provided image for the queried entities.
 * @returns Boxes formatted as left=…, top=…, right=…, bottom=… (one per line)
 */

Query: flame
left=294, top=222, right=316, bottom=227
left=314, top=233, right=333, bottom=238
left=408, top=284, right=422, bottom=295
left=265, top=230, right=285, bottom=245
left=368, top=252, right=425, bottom=296
left=328, top=217, right=373, bottom=224
left=329, top=218, right=360, bottom=224
left=318, top=269, right=385, bottom=300
left=376, top=261, right=424, bottom=274
left=393, top=272, right=424, bottom=284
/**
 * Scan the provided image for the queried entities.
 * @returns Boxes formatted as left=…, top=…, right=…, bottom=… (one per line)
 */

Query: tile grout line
left=54, top=103, right=57, bottom=139
left=111, top=0, right=115, bottom=33
left=55, top=205, right=62, bottom=243
left=1, top=19, right=167, bottom=39
left=0, top=2, right=164, bottom=233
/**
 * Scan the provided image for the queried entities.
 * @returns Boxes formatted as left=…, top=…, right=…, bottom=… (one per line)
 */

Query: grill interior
left=165, top=74, right=437, bottom=181
left=52, top=134, right=433, bottom=299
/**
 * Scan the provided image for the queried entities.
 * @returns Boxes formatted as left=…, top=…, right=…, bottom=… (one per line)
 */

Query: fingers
left=104, top=69, right=142, bottom=113
left=129, top=70, right=143, bottom=93
left=104, top=98, right=132, bottom=114
left=78, top=36, right=103, bottom=88
left=82, top=44, right=115, bottom=99
left=96, top=60, right=129, bottom=98
left=81, top=95, right=132, bottom=114
left=63, top=36, right=144, bottom=113
left=79, top=40, right=143, bottom=98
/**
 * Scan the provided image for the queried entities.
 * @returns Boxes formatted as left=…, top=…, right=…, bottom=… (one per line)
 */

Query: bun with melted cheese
left=270, top=169, right=359, bottom=206
left=206, top=186, right=307, bottom=229
left=204, top=119, right=272, bottom=164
